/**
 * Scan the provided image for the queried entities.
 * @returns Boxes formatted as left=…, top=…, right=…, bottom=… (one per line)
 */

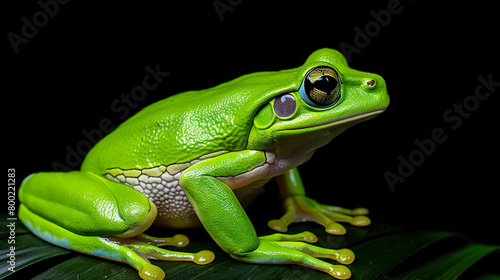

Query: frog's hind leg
left=18, top=171, right=214, bottom=280
left=19, top=205, right=213, bottom=279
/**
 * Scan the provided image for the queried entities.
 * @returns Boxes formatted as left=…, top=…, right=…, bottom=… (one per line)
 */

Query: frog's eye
left=299, top=66, right=341, bottom=108
left=273, top=94, right=297, bottom=119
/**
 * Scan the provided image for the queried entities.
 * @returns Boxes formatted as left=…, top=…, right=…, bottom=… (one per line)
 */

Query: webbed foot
left=108, top=233, right=214, bottom=279
left=268, top=195, right=370, bottom=235
left=233, top=231, right=353, bottom=279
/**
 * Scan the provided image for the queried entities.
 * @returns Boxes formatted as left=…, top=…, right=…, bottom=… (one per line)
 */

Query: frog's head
left=247, top=48, right=389, bottom=163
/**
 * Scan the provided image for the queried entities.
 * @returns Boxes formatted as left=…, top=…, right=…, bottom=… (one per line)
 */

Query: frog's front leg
left=18, top=171, right=214, bottom=280
left=268, top=168, right=371, bottom=235
left=180, top=150, right=353, bottom=279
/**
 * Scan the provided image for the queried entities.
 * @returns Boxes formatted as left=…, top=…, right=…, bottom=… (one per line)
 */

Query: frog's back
left=83, top=90, right=240, bottom=174
left=81, top=68, right=297, bottom=175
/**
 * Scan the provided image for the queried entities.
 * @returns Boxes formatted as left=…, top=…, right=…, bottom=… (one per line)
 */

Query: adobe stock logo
left=51, top=64, right=170, bottom=172
left=384, top=74, right=499, bottom=192
left=7, top=0, right=70, bottom=54
left=212, top=0, right=243, bottom=22
left=338, top=0, right=410, bottom=63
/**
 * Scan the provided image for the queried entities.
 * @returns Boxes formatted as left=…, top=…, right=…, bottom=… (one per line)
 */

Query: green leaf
left=389, top=243, right=500, bottom=280
left=1, top=211, right=498, bottom=280
left=33, top=256, right=137, bottom=280
left=0, top=234, right=72, bottom=279
left=348, top=230, right=457, bottom=279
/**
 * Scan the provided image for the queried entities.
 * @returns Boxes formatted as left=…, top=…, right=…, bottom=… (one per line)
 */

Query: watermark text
left=384, top=74, right=498, bottom=191
left=7, top=0, right=70, bottom=54
left=51, top=64, right=169, bottom=171
left=213, top=0, right=243, bottom=22
left=338, top=0, right=410, bottom=63
left=6, top=168, right=17, bottom=273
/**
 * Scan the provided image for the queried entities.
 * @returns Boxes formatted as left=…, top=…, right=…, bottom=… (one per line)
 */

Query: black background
left=5, top=0, right=498, bottom=246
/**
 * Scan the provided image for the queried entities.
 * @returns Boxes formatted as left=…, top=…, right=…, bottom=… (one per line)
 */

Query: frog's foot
left=233, top=231, right=354, bottom=279
left=108, top=234, right=215, bottom=279
left=268, top=195, right=370, bottom=235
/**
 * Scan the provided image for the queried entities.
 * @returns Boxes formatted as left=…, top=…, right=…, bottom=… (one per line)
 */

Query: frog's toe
left=351, top=207, right=369, bottom=215
left=267, top=204, right=297, bottom=232
left=272, top=240, right=355, bottom=265
left=133, top=233, right=189, bottom=247
left=139, top=263, right=165, bottom=280
left=322, top=209, right=371, bottom=228
left=320, top=211, right=371, bottom=234
left=122, top=239, right=215, bottom=265
left=336, top=249, right=355, bottom=265
left=260, top=231, right=318, bottom=243
left=171, top=234, right=190, bottom=247
left=267, top=218, right=290, bottom=232
left=151, top=248, right=214, bottom=265
left=322, top=205, right=371, bottom=227
left=192, top=250, right=215, bottom=264
left=350, top=215, right=371, bottom=226
left=326, top=222, right=347, bottom=235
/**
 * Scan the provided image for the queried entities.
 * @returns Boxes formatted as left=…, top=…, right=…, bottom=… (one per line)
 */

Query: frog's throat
left=282, top=108, right=387, bottom=132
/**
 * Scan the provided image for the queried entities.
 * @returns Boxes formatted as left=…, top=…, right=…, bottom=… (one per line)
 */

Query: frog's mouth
left=276, top=108, right=387, bottom=134
left=299, top=108, right=387, bottom=130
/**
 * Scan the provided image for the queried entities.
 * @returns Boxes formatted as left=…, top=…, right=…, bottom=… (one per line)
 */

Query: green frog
left=19, top=48, right=389, bottom=279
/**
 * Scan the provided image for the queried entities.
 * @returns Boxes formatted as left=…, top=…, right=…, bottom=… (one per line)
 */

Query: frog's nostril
left=366, top=79, right=376, bottom=87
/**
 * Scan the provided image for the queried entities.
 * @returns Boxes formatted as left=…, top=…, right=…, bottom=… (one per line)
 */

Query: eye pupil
left=314, top=76, right=338, bottom=94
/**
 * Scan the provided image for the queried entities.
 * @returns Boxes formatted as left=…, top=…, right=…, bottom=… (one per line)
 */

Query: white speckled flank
left=104, top=150, right=229, bottom=223
left=105, top=164, right=190, bottom=220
